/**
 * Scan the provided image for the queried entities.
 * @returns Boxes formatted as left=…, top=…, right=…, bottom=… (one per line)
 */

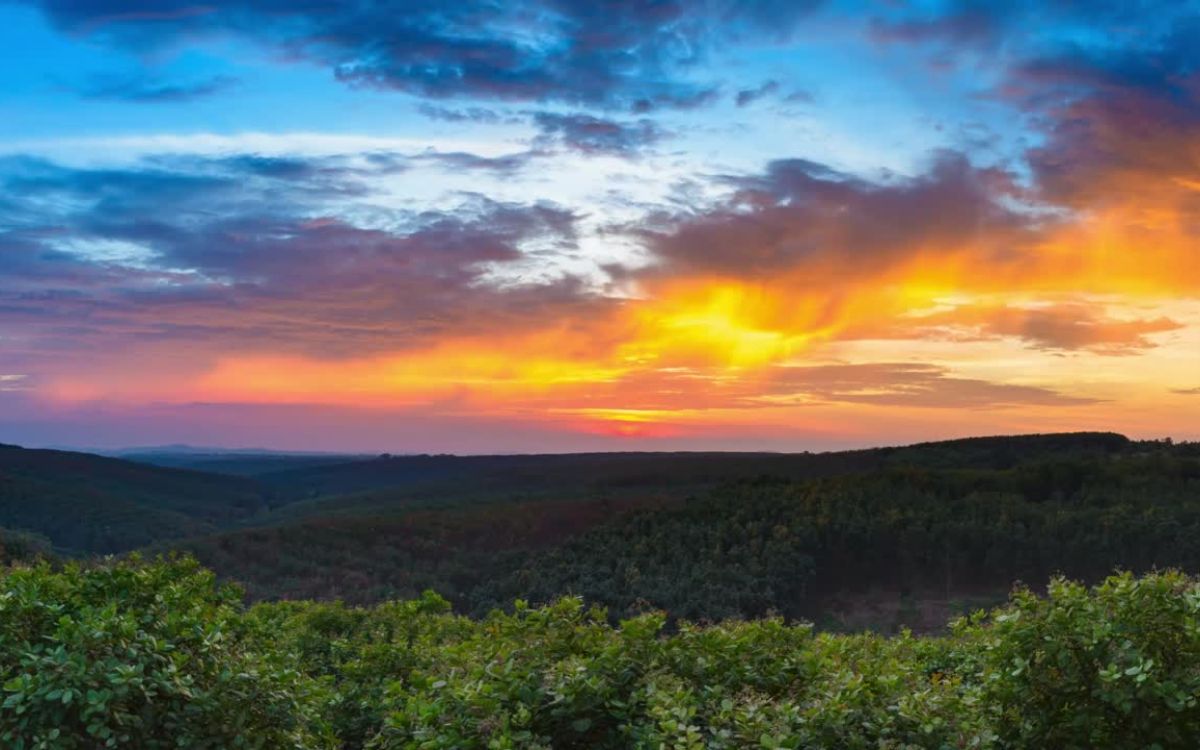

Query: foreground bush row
left=2, top=558, right=1199, bottom=748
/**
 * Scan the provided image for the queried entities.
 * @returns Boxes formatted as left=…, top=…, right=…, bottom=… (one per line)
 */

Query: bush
left=0, top=557, right=333, bottom=749
left=958, top=570, right=1200, bottom=748
left=6, top=558, right=1200, bottom=749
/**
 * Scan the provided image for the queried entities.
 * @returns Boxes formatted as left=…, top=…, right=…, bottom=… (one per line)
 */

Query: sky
left=0, top=0, right=1197, bottom=453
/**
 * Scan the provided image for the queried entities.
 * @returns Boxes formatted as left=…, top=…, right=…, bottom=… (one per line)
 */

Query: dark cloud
left=868, top=1, right=1160, bottom=52
left=416, top=105, right=511, bottom=124
left=734, top=79, right=779, bottom=107
left=1173, top=386, right=1200, bottom=395
left=414, top=150, right=539, bottom=174
left=27, top=0, right=822, bottom=108
left=642, top=150, right=1033, bottom=276
left=758, top=362, right=1097, bottom=409
left=1020, top=53, right=1200, bottom=213
left=890, top=303, right=1185, bottom=354
left=866, top=0, right=1200, bottom=225
left=942, top=304, right=1182, bottom=354
left=782, top=88, right=813, bottom=105
left=553, top=362, right=1097, bottom=411
left=0, top=153, right=600, bottom=358
left=74, top=73, right=238, bottom=103
left=531, top=112, right=664, bottom=157
left=869, top=4, right=1012, bottom=48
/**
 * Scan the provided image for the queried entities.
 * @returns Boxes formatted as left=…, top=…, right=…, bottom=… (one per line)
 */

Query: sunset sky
left=1, top=0, right=1197, bottom=452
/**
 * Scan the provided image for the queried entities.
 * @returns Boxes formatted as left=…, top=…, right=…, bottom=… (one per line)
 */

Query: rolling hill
left=5, top=431, right=1193, bottom=635
left=165, top=432, right=1200, bottom=632
left=0, top=443, right=269, bottom=553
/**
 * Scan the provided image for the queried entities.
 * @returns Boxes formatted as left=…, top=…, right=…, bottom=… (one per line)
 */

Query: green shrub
left=6, top=558, right=1200, bottom=749
left=958, top=570, right=1200, bottom=749
left=248, top=591, right=464, bottom=749
left=0, top=557, right=333, bottom=749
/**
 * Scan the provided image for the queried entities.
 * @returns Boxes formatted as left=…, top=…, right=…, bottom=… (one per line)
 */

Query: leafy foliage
left=0, top=528, right=52, bottom=565
left=6, top=558, right=1200, bottom=748
left=960, top=571, right=1200, bottom=748
left=0, top=557, right=332, bottom=749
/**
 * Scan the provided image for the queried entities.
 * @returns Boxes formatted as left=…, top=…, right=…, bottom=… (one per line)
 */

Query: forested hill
left=169, top=432, right=1200, bottom=631
left=2, top=434, right=1199, bottom=746
left=5, top=430, right=1190, bottom=634
left=117, top=450, right=371, bottom=477
left=0, top=444, right=268, bottom=554
left=253, top=430, right=1134, bottom=502
left=0, top=431, right=1136, bottom=560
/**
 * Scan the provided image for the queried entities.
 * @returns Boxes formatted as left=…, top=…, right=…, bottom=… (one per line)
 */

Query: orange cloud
left=27, top=141, right=1200, bottom=443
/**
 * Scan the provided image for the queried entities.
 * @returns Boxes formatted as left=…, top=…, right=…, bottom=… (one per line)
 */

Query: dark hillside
left=471, top=444, right=1198, bottom=627
left=0, top=444, right=268, bottom=553
left=121, top=451, right=370, bottom=476
left=256, top=432, right=1131, bottom=508
left=173, top=493, right=673, bottom=602
left=169, top=434, right=1195, bottom=632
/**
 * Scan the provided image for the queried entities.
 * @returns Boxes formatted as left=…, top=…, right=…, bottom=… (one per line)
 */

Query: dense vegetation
left=167, top=436, right=1200, bottom=632
left=3, top=558, right=1200, bottom=748
left=4, top=433, right=1197, bottom=633
left=0, top=444, right=268, bottom=553
left=0, top=527, right=51, bottom=566
left=172, top=495, right=672, bottom=602
left=0, top=439, right=886, bottom=556
left=471, top=447, right=1200, bottom=625
left=3, top=433, right=1199, bottom=745
left=119, top=450, right=370, bottom=478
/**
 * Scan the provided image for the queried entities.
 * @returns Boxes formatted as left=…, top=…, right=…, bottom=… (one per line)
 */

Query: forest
left=2, top=433, right=1200, bottom=746
left=174, top=434, right=1200, bottom=631
left=1, top=433, right=1198, bottom=632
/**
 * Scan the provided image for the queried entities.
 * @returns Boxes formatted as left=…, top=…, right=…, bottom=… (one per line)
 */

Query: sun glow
left=33, top=200, right=1200, bottom=441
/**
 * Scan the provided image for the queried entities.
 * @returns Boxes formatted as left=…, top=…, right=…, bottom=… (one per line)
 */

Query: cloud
left=416, top=105, right=511, bottom=124
left=0, top=375, right=29, bottom=393
left=1174, top=387, right=1200, bottom=395
left=538, top=362, right=1097, bottom=412
left=869, top=5, right=1013, bottom=48
left=409, top=150, right=538, bottom=174
left=863, top=0, right=1200, bottom=254
left=734, top=80, right=779, bottom=107
left=531, top=112, right=664, bottom=157
left=642, top=150, right=1033, bottom=277
left=756, top=362, right=1096, bottom=409
left=906, top=303, right=1184, bottom=354
left=74, top=73, right=238, bottom=103
left=186, top=357, right=1096, bottom=414
left=27, top=0, right=821, bottom=108
left=0, top=153, right=598, bottom=363
left=868, top=2, right=1158, bottom=52
left=3, top=138, right=1183, bottom=429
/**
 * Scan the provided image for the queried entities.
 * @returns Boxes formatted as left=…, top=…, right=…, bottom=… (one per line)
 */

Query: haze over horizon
left=1, top=1, right=1198, bottom=452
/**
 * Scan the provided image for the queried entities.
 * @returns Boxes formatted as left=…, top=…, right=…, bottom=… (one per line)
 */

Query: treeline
left=5, top=434, right=1196, bottom=631
left=0, top=444, right=268, bottom=553
left=172, top=495, right=672, bottom=603
left=0, top=528, right=50, bottom=566
left=2, top=557, right=1199, bottom=748
left=0, top=431, right=1155, bottom=558
left=473, top=449, right=1200, bottom=623
left=177, top=444, right=1200, bottom=629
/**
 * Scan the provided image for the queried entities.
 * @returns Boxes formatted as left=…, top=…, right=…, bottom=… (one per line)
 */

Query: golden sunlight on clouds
left=37, top=195, right=1199, bottom=443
